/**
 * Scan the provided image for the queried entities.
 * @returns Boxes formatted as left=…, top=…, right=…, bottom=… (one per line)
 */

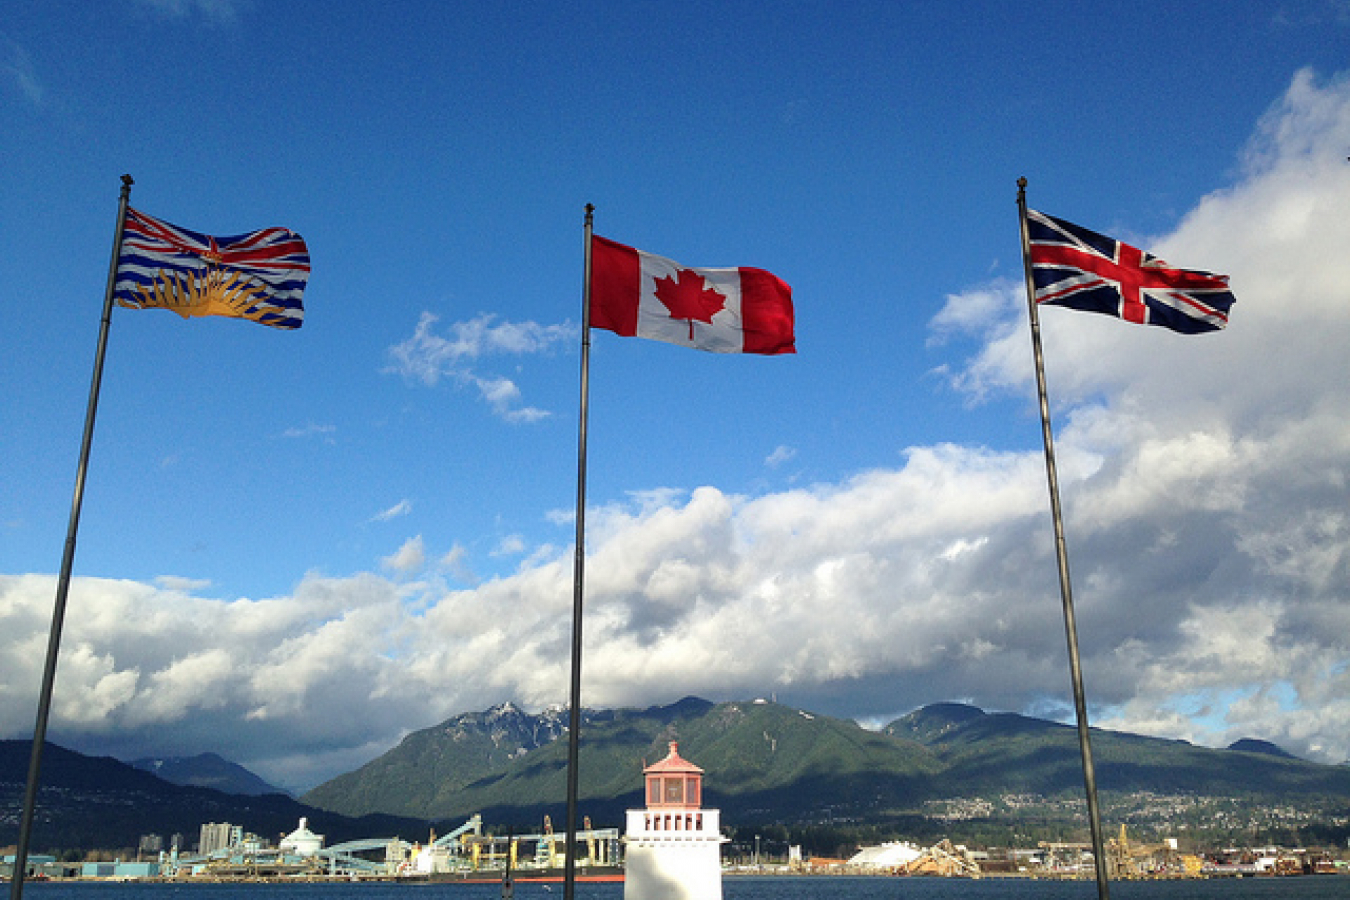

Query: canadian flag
left=589, top=235, right=795, bottom=355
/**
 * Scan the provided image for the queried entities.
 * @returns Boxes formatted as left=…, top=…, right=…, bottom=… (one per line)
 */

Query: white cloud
left=926, top=280, right=1030, bottom=404
left=154, top=575, right=212, bottom=592
left=282, top=422, right=335, bottom=441
left=471, top=374, right=550, bottom=423
left=0, top=572, right=417, bottom=786
left=1270, top=2, right=1350, bottom=28
left=764, top=445, right=796, bottom=468
left=437, top=544, right=476, bottom=584
left=928, top=283, right=1015, bottom=344
left=133, top=0, right=241, bottom=21
left=128, top=649, right=236, bottom=724
left=386, top=312, right=574, bottom=421
left=381, top=536, right=426, bottom=574
left=492, top=535, right=526, bottom=557
left=372, top=499, right=413, bottom=522
left=1, top=39, right=43, bottom=106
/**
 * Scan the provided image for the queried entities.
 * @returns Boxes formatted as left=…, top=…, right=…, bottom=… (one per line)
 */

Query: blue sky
left=3, top=0, right=1350, bottom=793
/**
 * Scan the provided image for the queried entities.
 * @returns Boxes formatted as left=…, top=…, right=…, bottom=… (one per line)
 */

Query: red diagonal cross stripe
left=1032, top=242, right=1229, bottom=325
left=127, top=212, right=204, bottom=256
left=128, top=211, right=305, bottom=271
left=212, top=228, right=309, bottom=269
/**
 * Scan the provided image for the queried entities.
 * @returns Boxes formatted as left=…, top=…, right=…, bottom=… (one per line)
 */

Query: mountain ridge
left=128, top=752, right=288, bottom=797
left=299, top=696, right=1350, bottom=831
left=0, top=741, right=429, bottom=853
left=8, top=698, right=1347, bottom=853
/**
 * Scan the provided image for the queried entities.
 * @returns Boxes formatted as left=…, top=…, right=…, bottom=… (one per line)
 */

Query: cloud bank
left=3, top=69, right=1349, bottom=791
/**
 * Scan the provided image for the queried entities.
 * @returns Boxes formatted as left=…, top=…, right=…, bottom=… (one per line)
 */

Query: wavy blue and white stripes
left=114, top=207, right=309, bottom=330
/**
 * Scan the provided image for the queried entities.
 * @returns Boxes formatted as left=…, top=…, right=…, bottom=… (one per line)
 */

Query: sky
left=2, top=1, right=1350, bottom=795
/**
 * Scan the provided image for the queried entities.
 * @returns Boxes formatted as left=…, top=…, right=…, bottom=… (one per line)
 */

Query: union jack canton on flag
left=114, top=207, right=309, bottom=329
left=1026, top=210, right=1234, bottom=334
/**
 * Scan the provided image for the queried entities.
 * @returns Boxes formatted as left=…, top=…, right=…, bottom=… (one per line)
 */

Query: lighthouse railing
left=625, top=809, right=722, bottom=840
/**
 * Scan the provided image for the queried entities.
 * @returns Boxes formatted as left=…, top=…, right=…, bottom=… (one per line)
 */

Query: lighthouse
left=623, top=742, right=726, bottom=900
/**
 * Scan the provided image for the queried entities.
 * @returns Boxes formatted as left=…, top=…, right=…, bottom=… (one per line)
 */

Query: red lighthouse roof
left=644, top=742, right=703, bottom=775
left=643, top=742, right=704, bottom=809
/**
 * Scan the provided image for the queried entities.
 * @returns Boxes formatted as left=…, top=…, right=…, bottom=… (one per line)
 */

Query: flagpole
left=562, top=203, right=595, bottom=900
left=9, top=174, right=134, bottom=900
left=1017, top=177, right=1111, bottom=899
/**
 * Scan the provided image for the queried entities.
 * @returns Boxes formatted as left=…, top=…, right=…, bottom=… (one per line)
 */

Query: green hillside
left=303, top=697, right=942, bottom=825
left=300, top=697, right=1350, bottom=845
left=887, top=703, right=1350, bottom=800
left=302, top=701, right=588, bottom=819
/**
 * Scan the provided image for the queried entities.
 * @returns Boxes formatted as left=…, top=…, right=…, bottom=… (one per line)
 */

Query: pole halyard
left=563, top=203, right=596, bottom=900
left=1017, top=177, right=1112, bottom=900
left=10, top=174, right=134, bottom=900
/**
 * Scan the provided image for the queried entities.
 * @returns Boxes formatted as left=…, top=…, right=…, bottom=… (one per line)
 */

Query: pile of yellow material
left=900, top=840, right=980, bottom=877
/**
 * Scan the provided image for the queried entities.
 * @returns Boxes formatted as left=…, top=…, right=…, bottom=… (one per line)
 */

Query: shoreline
left=25, top=868, right=1349, bottom=886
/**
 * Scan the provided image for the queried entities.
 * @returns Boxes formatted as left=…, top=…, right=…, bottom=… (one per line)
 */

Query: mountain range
left=301, top=697, right=1350, bottom=836
left=6, top=697, right=1350, bottom=854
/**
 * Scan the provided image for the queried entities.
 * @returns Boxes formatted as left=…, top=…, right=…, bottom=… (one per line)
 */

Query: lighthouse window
left=686, top=776, right=700, bottom=806
left=664, top=777, right=684, bottom=803
left=647, top=778, right=660, bottom=805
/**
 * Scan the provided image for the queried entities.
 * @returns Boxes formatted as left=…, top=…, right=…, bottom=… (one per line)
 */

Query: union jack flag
left=1026, top=209, right=1234, bottom=334
left=114, top=207, right=309, bottom=329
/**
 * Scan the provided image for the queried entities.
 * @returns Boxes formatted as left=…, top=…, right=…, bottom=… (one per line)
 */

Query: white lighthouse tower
left=623, top=742, right=726, bottom=900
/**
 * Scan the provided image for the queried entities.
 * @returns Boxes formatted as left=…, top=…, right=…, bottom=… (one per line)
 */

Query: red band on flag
left=738, top=266, right=795, bottom=354
left=590, top=236, right=641, bottom=336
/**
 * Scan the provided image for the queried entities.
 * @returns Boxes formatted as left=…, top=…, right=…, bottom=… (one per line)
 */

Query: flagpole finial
left=1017, top=176, right=1027, bottom=189
left=121, top=174, right=134, bottom=187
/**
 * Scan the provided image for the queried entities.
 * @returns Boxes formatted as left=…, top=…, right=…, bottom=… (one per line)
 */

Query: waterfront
left=13, top=878, right=1350, bottom=900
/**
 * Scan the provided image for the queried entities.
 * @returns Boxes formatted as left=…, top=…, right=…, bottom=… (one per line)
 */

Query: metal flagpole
left=1016, top=177, right=1112, bottom=899
left=562, top=203, right=596, bottom=900
left=9, top=174, right=134, bottom=900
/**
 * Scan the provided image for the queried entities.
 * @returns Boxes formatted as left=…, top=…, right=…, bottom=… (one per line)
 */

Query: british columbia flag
left=114, top=207, right=309, bottom=329
left=1026, top=209, right=1234, bottom=334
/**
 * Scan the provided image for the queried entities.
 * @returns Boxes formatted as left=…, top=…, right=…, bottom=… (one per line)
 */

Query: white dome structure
left=279, top=818, right=324, bottom=857
left=848, top=841, right=923, bottom=869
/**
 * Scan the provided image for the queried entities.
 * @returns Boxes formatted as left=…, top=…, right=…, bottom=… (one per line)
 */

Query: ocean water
left=15, top=877, right=1350, bottom=900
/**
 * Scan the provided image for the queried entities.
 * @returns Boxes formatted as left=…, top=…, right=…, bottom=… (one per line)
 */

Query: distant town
left=4, top=812, right=1347, bottom=882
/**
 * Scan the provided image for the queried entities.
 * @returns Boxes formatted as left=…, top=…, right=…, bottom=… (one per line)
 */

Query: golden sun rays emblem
left=121, top=262, right=274, bottom=323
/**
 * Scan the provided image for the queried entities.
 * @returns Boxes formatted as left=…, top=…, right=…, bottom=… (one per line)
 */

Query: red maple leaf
left=653, top=268, right=727, bottom=340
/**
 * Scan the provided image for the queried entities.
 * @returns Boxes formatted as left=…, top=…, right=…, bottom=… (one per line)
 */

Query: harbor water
left=14, top=878, right=1350, bottom=900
